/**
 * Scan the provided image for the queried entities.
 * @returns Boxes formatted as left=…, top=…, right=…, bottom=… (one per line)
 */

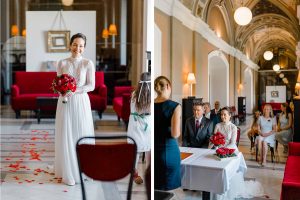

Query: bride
left=209, top=107, right=264, bottom=199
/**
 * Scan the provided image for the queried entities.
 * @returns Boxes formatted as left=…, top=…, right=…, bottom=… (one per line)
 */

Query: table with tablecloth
left=180, top=147, right=247, bottom=195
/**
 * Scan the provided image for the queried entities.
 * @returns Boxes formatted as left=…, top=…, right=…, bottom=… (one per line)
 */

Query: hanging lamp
left=234, top=5, right=252, bottom=26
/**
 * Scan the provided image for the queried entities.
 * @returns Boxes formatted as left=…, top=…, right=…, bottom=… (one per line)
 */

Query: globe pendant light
left=263, top=50, right=273, bottom=60
left=234, top=6, right=252, bottom=26
left=279, top=73, right=284, bottom=78
left=273, top=64, right=280, bottom=72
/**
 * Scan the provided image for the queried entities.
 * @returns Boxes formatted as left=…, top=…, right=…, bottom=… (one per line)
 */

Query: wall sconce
left=22, top=29, right=26, bottom=37
left=108, top=24, right=117, bottom=36
left=187, top=73, right=196, bottom=97
left=102, top=28, right=109, bottom=39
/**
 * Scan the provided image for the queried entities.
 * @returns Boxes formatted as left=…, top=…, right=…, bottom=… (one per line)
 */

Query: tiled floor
left=0, top=105, right=148, bottom=200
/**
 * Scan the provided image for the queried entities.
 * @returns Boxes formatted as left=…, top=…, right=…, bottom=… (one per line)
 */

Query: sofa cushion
left=12, top=94, right=58, bottom=110
left=89, top=94, right=106, bottom=111
left=15, top=72, right=56, bottom=94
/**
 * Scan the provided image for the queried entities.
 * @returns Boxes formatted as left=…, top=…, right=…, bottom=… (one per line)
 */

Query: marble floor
left=0, top=105, right=148, bottom=200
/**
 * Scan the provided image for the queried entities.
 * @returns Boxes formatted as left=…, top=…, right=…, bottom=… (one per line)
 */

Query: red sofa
left=262, top=102, right=282, bottom=114
left=112, top=86, right=133, bottom=127
left=281, top=142, right=300, bottom=200
left=11, top=71, right=107, bottom=118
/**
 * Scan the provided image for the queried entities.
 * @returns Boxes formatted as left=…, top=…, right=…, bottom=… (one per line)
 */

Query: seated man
left=203, top=102, right=219, bottom=129
left=182, top=102, right=213, bottom=148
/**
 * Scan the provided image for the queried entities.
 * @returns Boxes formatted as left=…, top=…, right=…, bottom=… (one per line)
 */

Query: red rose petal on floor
left=18, top=182, right=23, bottom=184
left=39, top=183, right=43, bottom=184
left=5, top=158, right=11, bottom=160
left=63, top=190, right=68, bottom=192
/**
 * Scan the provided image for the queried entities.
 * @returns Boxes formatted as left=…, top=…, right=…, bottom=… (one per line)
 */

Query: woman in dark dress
left=154, top=76, right=181, bottom=190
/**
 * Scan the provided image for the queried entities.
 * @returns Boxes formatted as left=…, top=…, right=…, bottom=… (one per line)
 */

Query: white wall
left=154, top=24, right=162, bottom=79
left=244, top=68, right=253, bottom=114
left=26, top=11, right=96, bottom=71
left=208, top=50, right=229, bottom=107
left=266, top=86, right=286, bottom=103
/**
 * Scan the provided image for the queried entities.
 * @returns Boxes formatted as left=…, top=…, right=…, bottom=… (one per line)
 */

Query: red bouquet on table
left=210, top=131, right=226, bottom=147
left=216, top=147, right=236, bottom=158
left=51, top=74, right=76, bottom=103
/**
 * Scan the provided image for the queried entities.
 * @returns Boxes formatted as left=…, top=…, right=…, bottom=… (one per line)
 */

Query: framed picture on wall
left=47, top=30, right=70, bottom=52
left=271, top=91, right=279, bottom=98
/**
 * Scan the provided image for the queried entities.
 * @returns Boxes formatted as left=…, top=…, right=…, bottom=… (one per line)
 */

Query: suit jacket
left=182, top=116, right=213, bottom=148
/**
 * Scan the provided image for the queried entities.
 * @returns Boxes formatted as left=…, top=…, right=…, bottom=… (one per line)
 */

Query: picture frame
left=271, top=91, right=279, bottom=98
left=47, top=30, right=70, bottom=52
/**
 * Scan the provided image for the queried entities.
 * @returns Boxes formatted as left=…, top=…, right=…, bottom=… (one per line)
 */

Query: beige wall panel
left=171, top=17, right=194, bottom=102
left=194, top=32, right=217, bottom=102
left=154, top=8, right=171, bottom=78
left=229, top=55, right=235, bottom=106
left=207, top=7, right=229, bottom=44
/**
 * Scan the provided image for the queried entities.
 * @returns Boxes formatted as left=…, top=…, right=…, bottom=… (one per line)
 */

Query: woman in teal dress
left=154, top=76, right=181, bottom=190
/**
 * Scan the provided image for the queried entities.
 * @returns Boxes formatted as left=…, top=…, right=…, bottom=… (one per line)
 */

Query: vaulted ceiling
left=180, top=0, right=300, bottom=69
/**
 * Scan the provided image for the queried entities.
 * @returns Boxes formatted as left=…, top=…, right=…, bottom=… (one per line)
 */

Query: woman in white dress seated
left=275, top=103, right=293, bottom=153
left=210, top=107, right=264, bottom=199
left=256, top=104, right=277, bottom=167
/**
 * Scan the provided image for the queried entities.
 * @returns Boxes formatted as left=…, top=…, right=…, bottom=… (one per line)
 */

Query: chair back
left=76, top=136, right=137, bottom=200
left=236, top=127, right=241, bottom=147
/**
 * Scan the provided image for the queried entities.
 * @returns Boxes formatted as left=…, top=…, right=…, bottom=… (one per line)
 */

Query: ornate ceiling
left=180, top=0, right=300, bottom=67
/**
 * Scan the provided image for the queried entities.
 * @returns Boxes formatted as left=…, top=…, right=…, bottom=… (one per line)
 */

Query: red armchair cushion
left=281, top=142, right=300, bottom=200
left=288, top=142, right=300, bottom=156
left=113, top=86, right=133, bottom=123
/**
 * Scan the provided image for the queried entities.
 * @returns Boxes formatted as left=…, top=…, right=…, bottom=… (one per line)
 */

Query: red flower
left=51, top=74, right=77, bottom=95
left=210, top=132, right=225, bottom=146
left=216, top=147, right=236, bottom=158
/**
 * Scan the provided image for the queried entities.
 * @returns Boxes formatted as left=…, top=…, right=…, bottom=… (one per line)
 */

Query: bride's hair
left=70, top=33, right=87, bottom=47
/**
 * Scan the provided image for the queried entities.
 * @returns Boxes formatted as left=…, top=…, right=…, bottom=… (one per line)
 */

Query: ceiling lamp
left=279, top=73, right=284, bottom=78
left=263, top=51, right=273, bottom=60
left=62, top=0, right=73, bottom=6
left=273, top=64, right=280, bottom=72
left=234, top=6, right=252, bottom=26
left=282, top=77, right=288, bottom=83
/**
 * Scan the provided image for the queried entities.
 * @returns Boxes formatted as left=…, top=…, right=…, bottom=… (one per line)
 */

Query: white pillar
left=143, top=0, right=154, bottom=72
left=120, top=0, right=127, bottom=65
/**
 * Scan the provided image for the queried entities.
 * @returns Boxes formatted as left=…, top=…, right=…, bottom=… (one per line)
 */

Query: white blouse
left=57, top=56, right=95, bottom=94
left=214, top=121, right=238, bottom=149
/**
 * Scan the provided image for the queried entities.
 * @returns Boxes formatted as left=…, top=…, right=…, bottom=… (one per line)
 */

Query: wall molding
left=155, top=0, right=259, bottom=71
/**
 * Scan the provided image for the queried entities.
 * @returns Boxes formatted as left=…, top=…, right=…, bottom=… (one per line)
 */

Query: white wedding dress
left=214, top=122, right=264, bottom=199
left=54, top=56, right=95, bottom=185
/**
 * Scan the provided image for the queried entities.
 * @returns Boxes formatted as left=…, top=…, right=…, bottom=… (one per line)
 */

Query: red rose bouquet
left=210, top=132, right=226, bottom=147
left=215, top=147, right=236, bottom=158
left=51, top=74, right=76, bottom=103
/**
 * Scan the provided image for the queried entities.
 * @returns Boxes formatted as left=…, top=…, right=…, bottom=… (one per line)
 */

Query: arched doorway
left=208, top=50, right=229, bottom=107
left=244, top=68, right=253, bottom=114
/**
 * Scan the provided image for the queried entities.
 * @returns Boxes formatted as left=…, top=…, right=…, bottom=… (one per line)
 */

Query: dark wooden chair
left=76, top=136, right=137, bottom=200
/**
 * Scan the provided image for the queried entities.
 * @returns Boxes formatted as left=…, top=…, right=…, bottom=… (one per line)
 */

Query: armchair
left=113, top=86, right=133, bottom=127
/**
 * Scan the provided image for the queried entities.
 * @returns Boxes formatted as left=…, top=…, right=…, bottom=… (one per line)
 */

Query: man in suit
left=182, top=102, right=214, bottom=148
left=203, top=102, right=219, bottom=130
left=211, top=100, right=221, bottom=115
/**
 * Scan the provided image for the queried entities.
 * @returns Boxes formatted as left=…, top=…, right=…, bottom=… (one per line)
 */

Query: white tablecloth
left=180, top=147, right=247, bottom=194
